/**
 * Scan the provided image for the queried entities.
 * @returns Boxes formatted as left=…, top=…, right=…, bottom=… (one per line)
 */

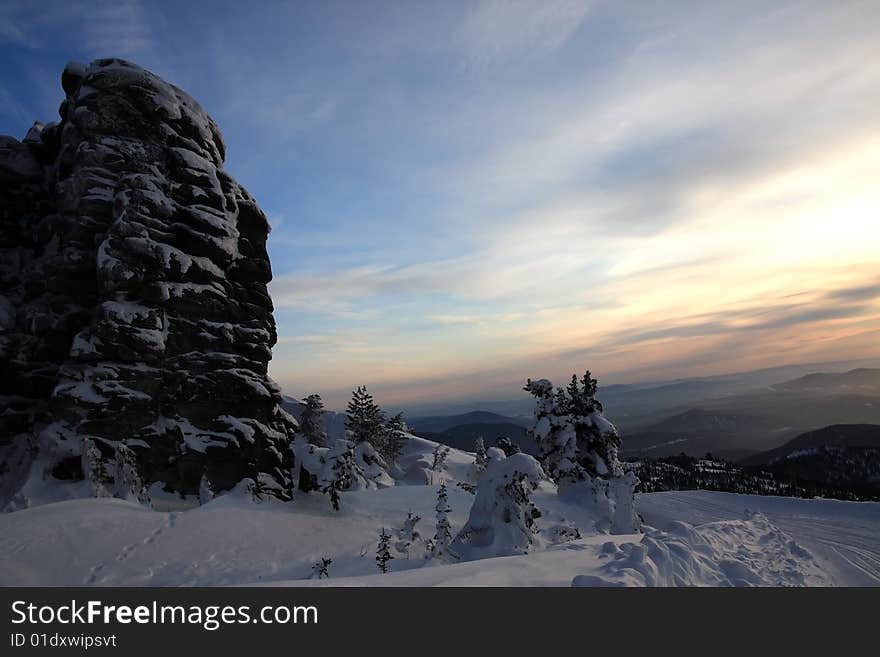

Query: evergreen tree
left=81, top=438, right=108, bottom=498
left=524, top=373, right=609, bottom=483
left=299, top=394, right=328, bottom=447
left=395, top=511, right=423, bottom=557
left=346, top=386, right=384, bottom=446
left=380, top=412, right=409, bottom=464
left=524, top=372, right=640, bottom=534
left=112, top=442, right=148, bottom=504
left=328, top=486, right=341, bottom=512
left=376, top=527, right=394, bottom=573
left=311, top=557, right=332, bottom=579
left=321, top=439, right=364, bottom=511
left=198, top=469, right=214, bottom=505
left=474, top=437, right=488, bottom=474
left=431, top=444, right=450, bottom=473
left=430, top=483, right=458, bottom=562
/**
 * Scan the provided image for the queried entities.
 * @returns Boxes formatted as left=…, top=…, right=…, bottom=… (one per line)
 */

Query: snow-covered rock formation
left=0, top=59, right=296, bottom=508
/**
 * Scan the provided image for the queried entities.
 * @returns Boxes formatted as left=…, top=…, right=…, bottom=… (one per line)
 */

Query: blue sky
left=2, top=0, right=880, bottom=409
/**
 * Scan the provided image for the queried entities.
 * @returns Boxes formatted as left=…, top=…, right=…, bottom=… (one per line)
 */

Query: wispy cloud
left=82, top=1, right=156, bottom=57
left=457, top=0, right=593, bottom=65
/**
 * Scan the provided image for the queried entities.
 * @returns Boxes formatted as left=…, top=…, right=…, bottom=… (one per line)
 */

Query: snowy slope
left=2, top=486, right=877, bottom=586
left=638, top=490, right=880, bottom=586
left=2, top=431, right=877, bottom=587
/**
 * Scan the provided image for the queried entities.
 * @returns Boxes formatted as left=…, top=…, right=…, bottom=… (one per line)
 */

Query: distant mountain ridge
left=408, top=411, right=535, bottom=455
left=741, top=424, right=880, bottom=466
left=768, top=368, right=880, bottom=394
left=409, top=411, right=530, bottom=434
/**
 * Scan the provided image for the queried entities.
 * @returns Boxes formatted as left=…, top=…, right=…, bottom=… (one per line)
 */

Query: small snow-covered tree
left=311, top=557, right=332, bottom=579
left=328, top=486, right=341, bottom=512
left=376, top=527, right=394, bottom=573
left=431, top=444, right=449, bottom=473
left=451, top=452, right=545, bottom=560
left=299, top=394, right=328, bottom=447
left=198, top=470, right=214, bottom=505
left=430, top=483, right=458, bottom=562
left=346, top=386, right=384, bottom=446
left=112, top=442, right=148, bottom=504
left=321, top=439, right=365, bottom=511
left=380, top=412, right=409, bottom=464
left=474, top=437, right=488, bottom=473
left=395, top=511, right=423, bottom=558
left=81, top=438, right=108, bottom=498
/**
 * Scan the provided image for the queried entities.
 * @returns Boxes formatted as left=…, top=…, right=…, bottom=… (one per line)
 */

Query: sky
left=2, top=0, right=879, bottom=410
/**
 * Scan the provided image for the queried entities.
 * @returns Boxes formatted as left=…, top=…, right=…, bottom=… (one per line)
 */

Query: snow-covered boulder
left=0, top=59, right=295, bottom=509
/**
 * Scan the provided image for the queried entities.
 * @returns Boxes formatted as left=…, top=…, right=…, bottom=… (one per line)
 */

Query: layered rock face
left=0, top=59, right=296, bottom=505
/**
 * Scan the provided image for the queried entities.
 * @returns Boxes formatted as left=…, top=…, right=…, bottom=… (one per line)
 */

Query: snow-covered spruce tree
left=322, top=439, right=360, bottom=511
left=198, top=470, right=214, bottom=505
left=474, top=437, right=488, bottom=474
left=346, top=386, right=384, bottom=446
left=431, top=443, right=450, bottom=473
left=299, top=393, right=328, bottom=447
left=112, top=442, right=149, bottom=505
left=311, top=557, right=332, bottom=579
left=395, top=511, right=423, bottom=558
left=524, top=372, right=640, bottom=534
left=380, top=412, right=409, bottom=464
left=81, top=438, right=108, bottom=498
left=376, top=528, right=394, bottom=573
left=451, top=452, right=545, bottom=559
left=294, top=434, right=391, bottom=510
left=430, top=482, right=459, bottom=562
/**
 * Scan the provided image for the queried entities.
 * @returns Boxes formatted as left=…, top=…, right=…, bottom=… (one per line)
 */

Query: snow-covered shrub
left=451, top=452, right=545, bottom=560
left=524, top=373, right=640, bottom=534
left=292, top=436, right=393, bottom=510
left=542, top=521, right=581, bottom=545
left=112, top=442, right=150, bottom=506
left=81, top=438, right=108, bottom=498
left=198, top=470, right=214, bottom=505
left=395, top=511, right=424, bottom=558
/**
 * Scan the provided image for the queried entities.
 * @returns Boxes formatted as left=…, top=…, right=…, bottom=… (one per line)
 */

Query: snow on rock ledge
left=0, top=59, right=295, bottom=507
